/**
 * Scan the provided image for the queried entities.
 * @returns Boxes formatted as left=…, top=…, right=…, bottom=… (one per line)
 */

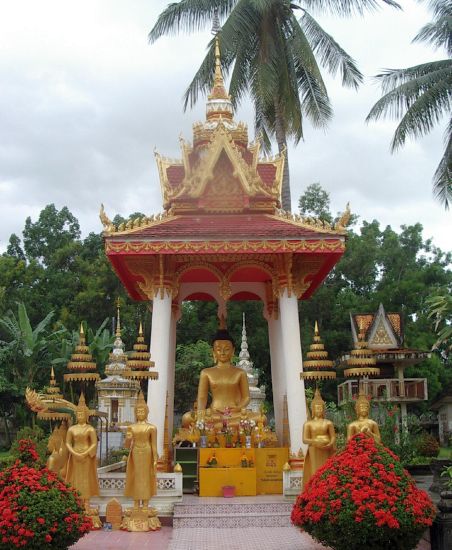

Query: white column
left=268, top=315, right=286, bottom=445
left=147, top=290, right=172, bottom=456
left=166, top=311, right=177, bottom=441
left=279, top=289, right=307, bottom=456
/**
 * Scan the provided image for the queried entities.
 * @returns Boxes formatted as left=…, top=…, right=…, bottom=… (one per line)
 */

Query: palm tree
left=367, top=0, right=452, bottom=208
left=150, top=1, right=400, bottom=212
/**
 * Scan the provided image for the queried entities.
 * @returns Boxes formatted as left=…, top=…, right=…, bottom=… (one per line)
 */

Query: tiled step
left=173, top=500, right=293, bottom=528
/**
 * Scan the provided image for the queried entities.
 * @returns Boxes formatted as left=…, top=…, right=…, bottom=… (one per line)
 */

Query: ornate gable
left=351, top=304, right=402, bottom=350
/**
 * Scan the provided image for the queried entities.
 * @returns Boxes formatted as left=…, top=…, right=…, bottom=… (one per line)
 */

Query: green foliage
left=427, top=289, right=452, bottom=350
left=416, top=432, right=440, bottom=457
left=440, top=465, right=452, bottom=489
left=10, top=426, right=47, bottom=466
left=298, top=183, right=333, bottom=223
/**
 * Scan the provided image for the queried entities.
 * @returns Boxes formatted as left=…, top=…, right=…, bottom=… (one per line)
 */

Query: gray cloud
left=0, top=0, right=450, bottom=253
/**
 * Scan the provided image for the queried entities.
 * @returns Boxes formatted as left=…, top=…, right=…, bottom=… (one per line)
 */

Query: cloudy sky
left=0, top=0, right=450, bottom=253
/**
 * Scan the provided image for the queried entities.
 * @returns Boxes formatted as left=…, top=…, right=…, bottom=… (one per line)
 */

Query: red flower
left=36, top=518, right=45, bottom=525
left=45, top=534, right=52, bottom=542
left=292, top=434, right=436, bottom=550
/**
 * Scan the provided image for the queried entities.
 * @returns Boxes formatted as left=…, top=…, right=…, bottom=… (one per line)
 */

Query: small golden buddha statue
left=65, top=393, right=101, bottom=528
left=195, top=322, right=263, bottom=430
left=181, top=401, right=198, bottom=430
left=302, top=389, right=336, bottom=490
left=347, top=391, right=381, bottom=443
left=123, top=392, right=161, bottom=531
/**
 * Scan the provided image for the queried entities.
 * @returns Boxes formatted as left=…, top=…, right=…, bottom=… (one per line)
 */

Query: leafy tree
left=299, top=183, right=333, bottom=222
left=150, top=0, right=399, bottom=211
left=427, top=289, right=452, bottom=350
left=367, top=0, right=452, bottom=208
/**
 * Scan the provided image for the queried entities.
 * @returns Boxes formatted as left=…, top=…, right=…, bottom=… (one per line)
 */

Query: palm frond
left=366, top=63, right=452, bottom=123
left=433, top=118, right=452, bottom=208
left=300, top=11, right=363, bottom=89
left=414, top=16, right=452, bottom=55
left=149, top=0, right=236, bottom=42
left=299, top=0, right=401, bottom=17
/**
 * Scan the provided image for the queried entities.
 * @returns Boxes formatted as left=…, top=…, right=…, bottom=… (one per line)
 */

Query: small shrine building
left=101, top=40, right=348, bottom=456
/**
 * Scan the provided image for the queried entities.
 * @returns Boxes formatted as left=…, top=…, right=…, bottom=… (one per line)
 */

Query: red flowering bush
left=291, top=434, right=436, bottom=550
left=0, top=440, right=91, bottom=549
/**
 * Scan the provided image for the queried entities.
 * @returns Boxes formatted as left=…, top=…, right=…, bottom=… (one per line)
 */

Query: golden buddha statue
left=347, top=391, right=381, bottom=443
left=195, top=324, right=263, bottom=431
left=123, top=392, right=161, bottom=531
left=65, top=393, right=101, bottom=528
left=302, top=389, right=336, bottom=490
left=181, top=401, right=198, bottom=429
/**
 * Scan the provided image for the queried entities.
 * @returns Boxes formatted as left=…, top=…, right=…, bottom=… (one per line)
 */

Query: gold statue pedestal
left=122, top=507, right=161, bottom=532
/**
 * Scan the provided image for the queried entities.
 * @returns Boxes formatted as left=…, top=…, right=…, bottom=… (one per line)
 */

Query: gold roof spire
left=206, top=34, right=233, bottom=121
left=116, top=297, right=121, bottom=337
left=301, top=323, right=335, bottom=381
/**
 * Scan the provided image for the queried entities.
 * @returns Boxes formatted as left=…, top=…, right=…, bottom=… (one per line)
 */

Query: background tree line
left=0, top=188, right=450, bottom=440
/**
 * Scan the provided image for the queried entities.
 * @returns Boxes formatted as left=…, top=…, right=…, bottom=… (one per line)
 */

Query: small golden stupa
left=343, top=320, right=380, bottom=378
left=300, top=322, right=336, bottom=380
left=64, top=323, right=100, bottom=383
left=38, top=367, right=72, bottom=421
left=123, top=322, right=158, bottom=383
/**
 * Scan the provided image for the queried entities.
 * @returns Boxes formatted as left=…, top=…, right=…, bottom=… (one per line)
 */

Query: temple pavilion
left=101, top=38, right=349, bottom=458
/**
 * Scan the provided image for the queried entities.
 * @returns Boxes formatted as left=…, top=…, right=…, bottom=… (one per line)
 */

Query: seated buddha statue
left=193, top=323, right=264, bottom=431
left=347, top=391, right=381, bottom=443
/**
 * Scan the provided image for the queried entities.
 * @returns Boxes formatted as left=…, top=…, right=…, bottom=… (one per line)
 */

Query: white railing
left=283, top=469, right=303, bottom=498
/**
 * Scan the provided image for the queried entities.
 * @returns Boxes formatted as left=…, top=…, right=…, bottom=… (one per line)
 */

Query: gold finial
left=174, top=463, right=183, bottom=473
left=116, top=298, right=121, bottom=337
left=80, top=322, right=84, bottom=335
left=314, top=321, right=319, bottom=336
left=50, top=367, right=56, bottom=386
left=208, top=34, right=229, bottom=102
left=139, top=321, right=143, bottom=336
left=282, top=462, right=291, bottom=472
left=219, top=314, right=226, bottom=330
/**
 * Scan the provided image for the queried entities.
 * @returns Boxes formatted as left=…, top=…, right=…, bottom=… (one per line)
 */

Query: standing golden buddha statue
left=302, top=389, right=336, bottom=490
left=347, top=391, right=381, bottom=443
left=123, top=392, right=161, bottom=532
left=65, top=393, right=101, bottom=528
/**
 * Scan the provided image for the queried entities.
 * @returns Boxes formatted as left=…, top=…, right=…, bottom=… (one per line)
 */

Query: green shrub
left=416, top=432, right=440, bottom=457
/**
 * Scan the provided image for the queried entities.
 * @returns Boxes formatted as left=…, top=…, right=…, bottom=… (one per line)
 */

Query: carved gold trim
left=106, top=239, right=345, bottom=255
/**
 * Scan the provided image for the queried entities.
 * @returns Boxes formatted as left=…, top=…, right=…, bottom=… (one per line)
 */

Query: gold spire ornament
left=344, top=321, right=380, bottom=378
left=301, top=322, right=336, bottom=380
left=124, top=322, right=158, bottom=383
left=64, top=323, right=100, bottom=383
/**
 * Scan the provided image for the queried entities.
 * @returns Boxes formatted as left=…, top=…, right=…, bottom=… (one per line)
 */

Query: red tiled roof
left=113, top=214, right=337, bottom=240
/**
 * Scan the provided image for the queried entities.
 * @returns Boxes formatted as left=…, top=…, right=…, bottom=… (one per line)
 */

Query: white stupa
left=237, top=313, right=266, bottom=412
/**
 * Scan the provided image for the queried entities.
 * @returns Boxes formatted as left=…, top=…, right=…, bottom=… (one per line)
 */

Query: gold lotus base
left=121, top=507, right=161, bottom=532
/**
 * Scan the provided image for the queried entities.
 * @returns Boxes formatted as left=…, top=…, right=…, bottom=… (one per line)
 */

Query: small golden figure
left=65, top=393, right=101, bottom=529
left=347, top=391, right=381, bottom=443
left=302, top=389, right=336, bottom=490
left=123, top=392, right=161, bottom=532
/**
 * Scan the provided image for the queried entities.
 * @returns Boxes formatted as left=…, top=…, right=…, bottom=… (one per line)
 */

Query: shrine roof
left=105, top=213, right=344, bottom=242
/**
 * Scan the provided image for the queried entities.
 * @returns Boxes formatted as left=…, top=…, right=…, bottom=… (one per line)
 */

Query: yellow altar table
left=198, top=448, right=289, bottom=497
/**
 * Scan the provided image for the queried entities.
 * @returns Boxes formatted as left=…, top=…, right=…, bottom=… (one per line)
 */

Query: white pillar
left=148, top=290, right=172, bottom=456
left=279, top=289, right=307, bottom=456
left=268, top=315, right=286, bottom=445
left=166, top=311, right=177, bottom=440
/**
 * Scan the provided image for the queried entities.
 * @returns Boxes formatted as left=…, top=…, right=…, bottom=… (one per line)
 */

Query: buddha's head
left=135, top=391, right=149, bottom=421
left=211, top=317, right=235, bottom=365
left=75, top=393, right=89, bottom=424
left=355, top=392, right=370, bottom=417
left=213, top=339, right=234, bottom=364
left=310, top=388, right=325, bottom=419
